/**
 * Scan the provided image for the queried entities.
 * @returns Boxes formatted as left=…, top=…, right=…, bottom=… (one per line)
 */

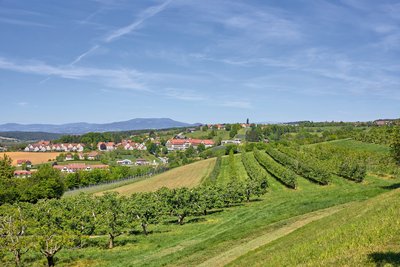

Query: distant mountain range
left=0, top=118, right=198, bottom=135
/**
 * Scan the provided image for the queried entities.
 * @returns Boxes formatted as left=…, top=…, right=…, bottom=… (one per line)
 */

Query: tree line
left=0, top=181, right=267, bottom=266
left=0, top=155, right=157, bottom=205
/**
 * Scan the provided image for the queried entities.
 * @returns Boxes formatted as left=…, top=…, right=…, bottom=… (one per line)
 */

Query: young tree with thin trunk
left=0, top=203, right=33, bottom=266
left=94, top=192, right=127, bottom=249
left=125, top=192, right=161, bottom=235
left=33, top=199, right=74, bottom=267
left=168, top=188, right=201, bottom=225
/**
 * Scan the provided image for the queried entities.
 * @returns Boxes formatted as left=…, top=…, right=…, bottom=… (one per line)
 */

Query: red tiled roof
left=14, top=170, right=31, bottom=175
left=168, top=139, right=188, bottom=145
left=17, top=159, right=31, bottom=164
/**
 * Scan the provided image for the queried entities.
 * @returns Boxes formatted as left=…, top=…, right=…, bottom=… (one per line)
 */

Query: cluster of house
left=116, top=156, right=168, bottom=166
left=117, top=158, right=151, bottom=166
left=16, top=159, right=32, bottom=167
left=64, top=151, right=99, bottom=161
left=97, top=140, right=147, bottom=151
left=14, top=170, right=34, bottom=178
left=23, top=139, right=149, bottom=153
left=373, top=119, right=398, bottom=126
left=13, top=160, right=34, bottom=177
left=166, top=138, right=214, bottom=151
left=53, top=163, right=109, bottom=173
left=204, top=123, right=250, bottom=130
left=24, top=141, right=85, bottom=152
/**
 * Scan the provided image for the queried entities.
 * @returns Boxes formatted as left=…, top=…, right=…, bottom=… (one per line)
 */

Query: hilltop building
left=166, top=138, right=214, bottom=151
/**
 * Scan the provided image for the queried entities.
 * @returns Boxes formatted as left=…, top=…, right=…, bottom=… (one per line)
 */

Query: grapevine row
left=254, top=149, right=297, bottom=189
left=301, top=144, right=366, bottom=182
left=241, top=152, right=269, bottom=187
left=265, top=145, right=330, bottom=185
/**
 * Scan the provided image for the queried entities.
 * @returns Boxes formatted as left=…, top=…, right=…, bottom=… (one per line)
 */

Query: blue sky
left=0, top=0, right=399, bottom=124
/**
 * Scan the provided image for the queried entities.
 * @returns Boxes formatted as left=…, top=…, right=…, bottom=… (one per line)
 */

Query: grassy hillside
left=230, top=187, right=400, bottom=267
left=323, top=138, right=390, bottom=153
left=98, top=158, right=216, bottom=195
left=51, top=173, right=398, bottom=267
left=10, top=140, right=398, bottom=267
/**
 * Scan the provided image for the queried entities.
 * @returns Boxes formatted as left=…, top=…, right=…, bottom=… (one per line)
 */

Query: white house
left=117, top=159, right=132, bottom=165
left=221, top=139, right=242, bottom=145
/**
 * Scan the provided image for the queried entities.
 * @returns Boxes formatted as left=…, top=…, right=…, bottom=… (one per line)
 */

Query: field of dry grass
left=1, top=152, right=60, bottom=165
left=99, top=158, right=216, bottom=196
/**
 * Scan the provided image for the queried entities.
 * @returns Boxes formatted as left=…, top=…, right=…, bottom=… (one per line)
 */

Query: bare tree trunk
left=178, top=214, right=185, bottom=225
left=46, top=255, right=55, bottom=267
left=108, top=234, right=114, bottom=249
left=141, top=223, right=148, bottom=235
left=14, top=250, right=21, bottom=266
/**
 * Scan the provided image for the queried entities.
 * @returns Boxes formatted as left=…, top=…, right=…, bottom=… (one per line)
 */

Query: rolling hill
left=0, top=118, right=199, bottom=134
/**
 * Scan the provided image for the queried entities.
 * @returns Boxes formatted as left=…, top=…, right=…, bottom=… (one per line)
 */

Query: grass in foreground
left=49, top=174, right=398, bottom=267
left=230, top=185, right=400, bottom=267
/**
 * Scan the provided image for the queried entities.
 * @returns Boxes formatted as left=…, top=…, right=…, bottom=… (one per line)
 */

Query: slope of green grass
left=325, top=138, right=390, bottom=153
left=230, top=186, right=400, bottom=267
left=216, top=154, right=248, bottom=185
left=44, top=140, right=399, bottom=267
left=51, top=173, right=398, bottom=267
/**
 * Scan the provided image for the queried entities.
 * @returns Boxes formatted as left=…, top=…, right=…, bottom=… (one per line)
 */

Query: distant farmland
left=2, top=152, right=60, bottom=165
left=99, top=157, right=216, bottom=195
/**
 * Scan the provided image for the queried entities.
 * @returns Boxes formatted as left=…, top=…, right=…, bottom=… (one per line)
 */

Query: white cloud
left=70, top=45, right=100, bottom=65
left=163, top=88, right=206, bottom=101
left=0, top=57, right=147, bottom=91
left=0, top=18, right=51, bottom=28
left=104, top=0, right=171, bottom=42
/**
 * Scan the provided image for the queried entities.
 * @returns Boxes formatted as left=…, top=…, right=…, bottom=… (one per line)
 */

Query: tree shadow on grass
left=128, top=229, right=170, bottom=235
left=369, top=252, right=400, bottom=266
left=381, top=183, right=400, bottom=190
left=248, top=198, right=264, bottom=202
left=186, top=217, right=206, bottom=224
left=204, top=209, right=224, bottom=215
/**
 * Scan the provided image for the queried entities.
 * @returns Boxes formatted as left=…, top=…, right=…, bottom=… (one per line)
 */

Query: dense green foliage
left=63, top=166, right=153, bottom=190
left=353, top=125, right=397, bottom=145
left=0, top=158, right=64, bottom=205
left=390, top=127, right=400, bottom=165
left=265, top=145, right=330, bottom=185
left=0, top=131, right=62, bottom=141
left=302, top=144, right=367, bottom=182
left=254, top=149, right=297, bottom=189
left=245, top=125, right=263, bottom=142
left=241, top=152, right=269, bottom=186
left=0, top=182, right=267, bottom=266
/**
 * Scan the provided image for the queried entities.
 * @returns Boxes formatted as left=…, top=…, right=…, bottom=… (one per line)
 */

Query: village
left=10, top=124, right=249, bottom=178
